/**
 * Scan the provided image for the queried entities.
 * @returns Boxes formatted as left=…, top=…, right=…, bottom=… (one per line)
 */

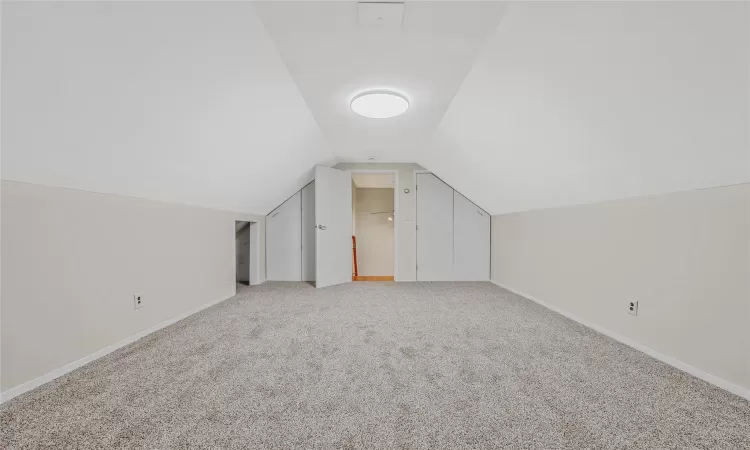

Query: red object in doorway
left=352, top=235, right=358, bottom=277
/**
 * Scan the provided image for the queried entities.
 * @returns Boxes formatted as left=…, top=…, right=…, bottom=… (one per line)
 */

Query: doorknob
left=317, top=225, right=327, bottom=230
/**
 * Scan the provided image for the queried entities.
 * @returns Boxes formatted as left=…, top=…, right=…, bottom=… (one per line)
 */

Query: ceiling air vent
left=357, top=2, right=405, bottom=31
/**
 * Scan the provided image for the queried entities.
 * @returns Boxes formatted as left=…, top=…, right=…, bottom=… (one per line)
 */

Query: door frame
left=347, top=169, right=400, bottom=281
left=232, top=219, right=261, bottom=294
left=235, top=221, right=251, bottom=285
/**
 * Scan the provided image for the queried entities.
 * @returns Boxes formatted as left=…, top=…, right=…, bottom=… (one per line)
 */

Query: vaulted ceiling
left=427, top=1, right=750, bottom=214
left=2, top=1, right=748, bottom=215
left=255, top=1, right=506, bottom=163
left=1, top=2, right=332, bottom=214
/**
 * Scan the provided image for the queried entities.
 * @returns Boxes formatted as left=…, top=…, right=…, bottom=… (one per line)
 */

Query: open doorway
left=235, top=221, right=251, bottom=286
left=351, top=172, right=396, bottom=281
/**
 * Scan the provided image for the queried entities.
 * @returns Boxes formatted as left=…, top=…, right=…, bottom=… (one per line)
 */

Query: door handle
left=317, top=225, right=327, bottom=230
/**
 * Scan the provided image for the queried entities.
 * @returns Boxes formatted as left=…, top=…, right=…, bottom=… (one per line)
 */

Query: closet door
left=266, top=191, right=302, bottom=281
left=453, top=191, right=490, bottom=280
left=416, top=173, right=453, bottom=281
left=301, top=182, right=316, bottom=282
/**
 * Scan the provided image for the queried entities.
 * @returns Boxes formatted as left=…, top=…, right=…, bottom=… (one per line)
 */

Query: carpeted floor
left=2, top=282, right=749, bottom=449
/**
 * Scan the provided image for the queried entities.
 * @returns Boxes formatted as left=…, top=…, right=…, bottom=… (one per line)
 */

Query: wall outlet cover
left=628, top=300, right=638, bottom=316
left=134, top=294, right=144, bottom=310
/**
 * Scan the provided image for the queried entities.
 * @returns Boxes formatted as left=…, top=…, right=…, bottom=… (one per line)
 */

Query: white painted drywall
left=334, top=163, right=424, bottom=281
left=354, top=188, right=395, bottom=276
left=255, top=1, right=506, bottom=162
left=1, top=2, right=332, bottom=214
left=266, top=192, right=302, bottom=281
left=416, top=174, right=454, bottom=281
left=0, top=180, right=265, bottom=394
left=491, top=183, right=750, bottom=395
left=453, top=191, right=490, bottom=281
left=429, top=1, right=750, bottom=215
left=352, top=173, right=396, bottom=189
left=301, top=182, right=316, bottom=282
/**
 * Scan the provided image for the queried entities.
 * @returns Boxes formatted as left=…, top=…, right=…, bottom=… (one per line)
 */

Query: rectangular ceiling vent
left=357, top=2, right=405, bottom=31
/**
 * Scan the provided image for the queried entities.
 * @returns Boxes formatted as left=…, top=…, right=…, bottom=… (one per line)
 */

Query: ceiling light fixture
left=351, top=91, right=409, bottom=119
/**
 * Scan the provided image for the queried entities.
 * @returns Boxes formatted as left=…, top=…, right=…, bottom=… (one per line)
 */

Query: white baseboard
left=490, top=280, right=750, bottom=401
left=1, top=292, right=233, bottom=404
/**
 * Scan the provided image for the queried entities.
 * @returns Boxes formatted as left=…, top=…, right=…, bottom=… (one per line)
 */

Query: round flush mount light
left=351, top=91, right=409, bottom=119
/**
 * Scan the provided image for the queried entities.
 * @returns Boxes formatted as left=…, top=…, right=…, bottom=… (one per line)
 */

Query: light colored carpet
left=1, top=282, right=749, bottom=449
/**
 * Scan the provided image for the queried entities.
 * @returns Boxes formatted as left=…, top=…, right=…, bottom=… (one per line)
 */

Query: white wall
left=1, top=180, right=265, bottom=396
left=334, top=163, right=424, bottom=281
left=453, top=191, right=490, bottom=281
left=491, top=183, right=750, bottom=397
left=354, top=188, right=394, bottom=276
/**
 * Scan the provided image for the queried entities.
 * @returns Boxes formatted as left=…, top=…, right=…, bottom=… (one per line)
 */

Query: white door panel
left=416, top=173, right=453, bottom=281
left=301, top=182, right=316, bottom=282
left=266, top=191, right=302, bottom=281
left=453, top=191, right=490, bottom=280
left=315, top=166, right=352, bottom=288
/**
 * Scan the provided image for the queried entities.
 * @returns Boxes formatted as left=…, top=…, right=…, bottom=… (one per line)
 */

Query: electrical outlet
left=628, top=300, right=638, bottom=316
left=134, top=294, right=144, bottom=310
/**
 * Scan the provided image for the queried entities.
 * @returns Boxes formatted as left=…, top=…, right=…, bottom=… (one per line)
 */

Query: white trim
left=490, top=280, right=750, bottom=401
left=0, top=292, right=235, bottom=404
left=347, top=169, right=400, bottom=281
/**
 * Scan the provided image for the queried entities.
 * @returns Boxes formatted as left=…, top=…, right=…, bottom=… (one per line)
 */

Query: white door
left=266, top=192, right=302, bottom=281
left=301, top=181, right=316, bottom=282
left=453, top=191, right=490, bottom=280
left=315, top=166, right=352, bottom=288
left=416, top=173, right=454, bottom=281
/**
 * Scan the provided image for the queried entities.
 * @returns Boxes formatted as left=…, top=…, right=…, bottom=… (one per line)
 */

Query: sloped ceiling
left=1, top=2, right=332, bottom=214
left=2, top=2, right=748, bottom=216
left=426, top=1, right=750, bottom=214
